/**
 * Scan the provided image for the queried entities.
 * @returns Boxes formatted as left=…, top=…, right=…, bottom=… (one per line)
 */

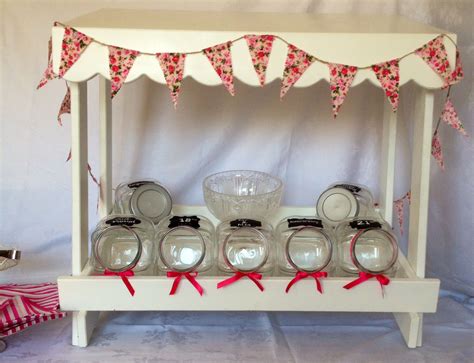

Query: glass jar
left=114, top=179, right=172, bottom=224
left=156, top=215, right=216, bottom=273
left=217, top=219, right=274, bottom=274
left=316, top=183, right=375, bottom=226
left=336, top=218, right=398, bottom=276
left=276, top=217, right=335, bottom=274
left=91, top=214, right=156, bottom=273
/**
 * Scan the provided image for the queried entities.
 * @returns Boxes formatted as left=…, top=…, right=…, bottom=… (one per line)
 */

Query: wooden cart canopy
left=49, top=9, right=458, bottom=91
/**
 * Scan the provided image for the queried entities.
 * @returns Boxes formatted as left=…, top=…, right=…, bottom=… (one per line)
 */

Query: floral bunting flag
left=441, top=98, right=468, bottom=136
left=37, top=37, right=57, bottom=89
left=57, top=85, right=71, bottom=126
left=372, top=59, right=400, bottom=112
left=244, top=34, right=275, bottom=86
left=156, top=53, right=186, bottom=109
left=431, top=131, right=445, bottom=170
left=108, top=46, right=140, bottom=98
left=415, top=36, right=452, bottom=84
left=328, top=63, right=358, bottom=117
left=447, top=50, right=464, bottom=86
left=203, top=42, right=235, bottom=95
left=59, top=27, right=92, bottom=77
left=394, top=191, right=411, bottom=235
left=280, top=44, right=316, bottom=99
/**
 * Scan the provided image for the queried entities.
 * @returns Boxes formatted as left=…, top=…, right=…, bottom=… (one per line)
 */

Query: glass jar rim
left=285, top=226, right=333, bottom=273
left=350, top=227, right=398, bottom=274
left=158, top=226, right=206, bottom=273
left=222, top=226, right=269, bottom=273
left=94, top=225, right=143, bottom=273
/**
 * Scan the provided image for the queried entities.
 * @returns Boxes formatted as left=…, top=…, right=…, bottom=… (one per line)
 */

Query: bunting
left=244, top=34, right=275, bottom=86
left=203, top=42, right=235, bottom=95
left=280, top=44, right=316, bottom=99
left=447, top=50, right=464, bottom=85
left=37, top=37, right=57, bottom=89
left=415, top=36, right=451, bottom=84
left=372, top=59, right=400, bottom=111
left=57, top=85, right=71, bottom=126
left=108, top=46, right=140, bottom=98
left=441, top=98, right=467, bottom=136
left=328, top=63, right=358, bottom=117
left=58, top=27, right=92, bottom=77
left=394, top=191, right=411, bottom=235
left=431, top=131, right=445, bottom=170
left=156, top=53, right=186, bottom=108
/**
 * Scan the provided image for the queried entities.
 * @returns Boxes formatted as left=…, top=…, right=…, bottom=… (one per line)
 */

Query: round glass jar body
left=276, top=216, right=335, bottom=274
left=217, top=219, right=274, bottom=274
left=156, top=215, right=216, bottom=273
left=336, top=218, right=398, bottom=276
left=316, top=183, right=375, bottom=226
left=92, top=214, right=156, bottom=273
left=114, top=179, right=172, bottom=224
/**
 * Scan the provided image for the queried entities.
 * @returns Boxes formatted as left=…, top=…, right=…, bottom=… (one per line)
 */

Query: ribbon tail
left=186, top=275, right=204, bottom=296
left=343, top=276, right=366, bottom=290
left=248, top=276, right=264, bottom=292
left=285, top=277, right=299, bottom=293
left=217, top=275, right=241, bottom=289
left=120, top=275, right=135, bottom=296
left=314, top=278, right=323, bottom=294
left=169, top=275, right=182, bottom=295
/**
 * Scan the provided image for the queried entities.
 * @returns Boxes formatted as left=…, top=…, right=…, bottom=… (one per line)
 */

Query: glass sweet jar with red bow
left=336, top=218, right=398, bottom=277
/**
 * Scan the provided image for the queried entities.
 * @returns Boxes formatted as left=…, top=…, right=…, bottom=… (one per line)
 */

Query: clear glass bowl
left=203, top=170, right=283, bottom=221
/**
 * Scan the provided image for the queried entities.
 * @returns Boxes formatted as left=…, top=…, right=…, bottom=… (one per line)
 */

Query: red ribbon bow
left=167, top=271, right=204, bottom=296
left=343, top=272, right=390, bottom=297
left=285, top=271, right=328, bottom=294
left=217, top=271, right=264, bottom=291
left=104, top=269, right=135, bottom=296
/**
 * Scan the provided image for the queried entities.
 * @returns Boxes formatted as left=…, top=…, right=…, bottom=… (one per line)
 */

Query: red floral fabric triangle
left=280, top=44, right=316, bottom=99
left=441, top=98, right=467, bottom=136
left=108, top=46, right=140, bottom=98
left=57, top=85, right=71, bottom=126
left=415, top=36, right=452, bottom=85
left=156, top=53, right=186, bottom=109
left=244, top=35, right=275, bottom=86
left=59, top=27, right=92, bottom=77
left=372, top=59, right=400, bottom=112
left=203, top=42, right=235, bottom=95
left=447, top=50, right=464, bottom=86
left=328, top=63, right=358, bottom=117
left=37, top=36, right=57, bottom=89
left=431, top=131, right=445, bottom=170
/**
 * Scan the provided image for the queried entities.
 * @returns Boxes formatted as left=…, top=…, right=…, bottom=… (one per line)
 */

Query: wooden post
left=99, top=77, right=112, bottom=218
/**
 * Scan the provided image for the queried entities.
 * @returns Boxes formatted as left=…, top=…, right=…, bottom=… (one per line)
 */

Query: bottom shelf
left=58, top=205, right=439, bottom=313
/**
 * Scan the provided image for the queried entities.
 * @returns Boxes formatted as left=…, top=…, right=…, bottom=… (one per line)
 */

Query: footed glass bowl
left=203, top=170, right=283, bottom=221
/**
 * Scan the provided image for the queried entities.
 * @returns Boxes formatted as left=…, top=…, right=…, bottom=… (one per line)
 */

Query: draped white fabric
left=0, top=0, right=472, bottom=359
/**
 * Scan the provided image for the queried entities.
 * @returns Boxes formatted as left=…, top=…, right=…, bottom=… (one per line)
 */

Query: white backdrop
left=0, top=0, right=472, bottom=300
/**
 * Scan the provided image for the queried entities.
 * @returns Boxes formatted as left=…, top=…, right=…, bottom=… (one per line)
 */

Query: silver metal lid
left=0, top=249, right=21, bottom=271
left=130, top=183, right=172, bottom=224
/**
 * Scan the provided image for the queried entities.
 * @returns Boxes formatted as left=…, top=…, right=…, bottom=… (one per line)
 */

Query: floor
left=2, top=291, right=473, bottom=363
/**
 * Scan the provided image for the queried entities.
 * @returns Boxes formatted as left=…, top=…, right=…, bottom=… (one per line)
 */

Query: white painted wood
left=408, top=90, right=434, bottom=278
left=379, top=101, right=398, bottom=223
left=70, top=82, right=89, bottom=275
left=58, top=273, right=439, bottom=313
left=72, top=311, right=100, bottom=347
left=393, top=312, right=422, bottom=348
left=99, top=77, right=112, bottom=218
left=51, top=10, right=457, bottom=89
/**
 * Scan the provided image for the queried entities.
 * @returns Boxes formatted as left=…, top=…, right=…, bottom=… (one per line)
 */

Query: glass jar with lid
left=276, top=216, right=335, bottom=275
left=114, top=179, right=172, bottom=224
left=316, top=183, right=375, bottom=226
left=336, top=218, right=398, bottom=276
left=91, top=214, right=156, bottom=274
left=156, top=215, right=216, bottom=273
left=217, top=219, right=274, bottom=274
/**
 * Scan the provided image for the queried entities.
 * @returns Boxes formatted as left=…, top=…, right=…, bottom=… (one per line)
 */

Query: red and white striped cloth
left=0, top=283, right=66, bottom=337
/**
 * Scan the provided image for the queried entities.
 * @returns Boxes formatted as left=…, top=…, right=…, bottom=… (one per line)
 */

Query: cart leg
left=70, top=81, right=98, bottom=347
left=394, top=89, right=434, bottom=348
